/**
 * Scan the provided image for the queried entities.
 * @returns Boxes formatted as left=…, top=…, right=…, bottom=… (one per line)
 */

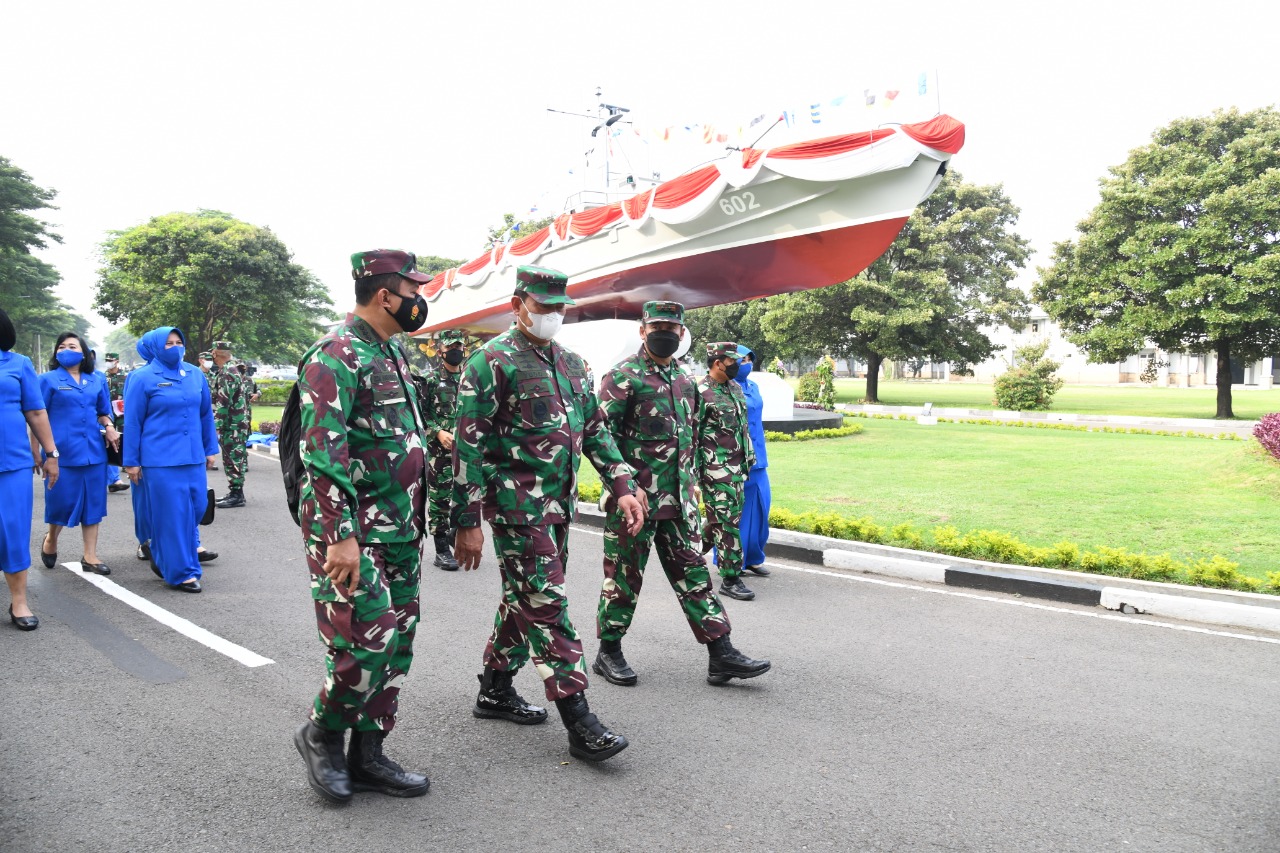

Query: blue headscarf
left=137, top=326, right=183, bottom=365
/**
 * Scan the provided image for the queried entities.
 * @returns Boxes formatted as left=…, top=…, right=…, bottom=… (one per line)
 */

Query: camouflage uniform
left=209, top=342, right=249, bottom=492
left=298, top=312, right=428, bottom=735
left=596, top=303, right=730, bottom=647
left=418, top=331, right=465, bottom=536
left=452, top=285, right=637, bottom=703
left=697, top=343, right=757, bottom=582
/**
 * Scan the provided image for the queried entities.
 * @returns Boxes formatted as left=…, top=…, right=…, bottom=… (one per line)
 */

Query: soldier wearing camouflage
left=417, top=330, right=466, bottom=571
left=591, top=305, right=770, bottom=688
left=104, top=352, right=129, bottom=491
left=209, top=341, right=249, bottom=507
left=451, top=264, right=640, bottom=763
left=292, top=248, right=432, bottom=803
left=698, top=342, right=758, bottom=602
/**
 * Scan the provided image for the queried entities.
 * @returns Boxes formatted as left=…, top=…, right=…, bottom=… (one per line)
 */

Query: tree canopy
left=0, top=155, right=91, bottom=359
left=1033, top=107, right=1280, bottom=418
left=95, top=210, right=335, bottom=363
left=758, top=172, right=1031, bottom=401
left=682, top=300, right=772, bottom=367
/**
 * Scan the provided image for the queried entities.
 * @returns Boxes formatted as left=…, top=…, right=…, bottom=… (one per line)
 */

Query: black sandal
left=80, top=558, right=111, bottom=576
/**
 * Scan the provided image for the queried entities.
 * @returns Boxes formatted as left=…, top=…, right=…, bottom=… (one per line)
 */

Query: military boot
left=707, top=634, right=772, bottom=685
left=473, top=668, right=548, bottom=725
left=215, top=489, right=245, bottom=509
left=592, top=639, right=638, bottom=686
left=293, top=722, right=353, bottom=804
left=433, top=531, right=459, bottom=571
left=554, top=692, right=629, bottom=762
left=347, top=730, right=430, bottom=798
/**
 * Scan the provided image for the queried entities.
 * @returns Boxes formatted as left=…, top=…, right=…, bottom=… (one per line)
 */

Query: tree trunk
left=864, top=353, right=884, bottom=403
left=1215, top=340, right=1234, bottom=419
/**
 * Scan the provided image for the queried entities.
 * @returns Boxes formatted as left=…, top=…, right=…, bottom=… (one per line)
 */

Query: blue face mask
left=157, top=345, right=185, bottom=368
left=736, top=361, right=753, bottom=381
left=56, top=350, right=85, bottom=368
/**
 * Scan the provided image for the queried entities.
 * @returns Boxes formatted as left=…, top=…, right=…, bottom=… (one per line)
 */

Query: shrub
left=255, top=379, right=295, bottom=405
left=993, top=340, right=1064, bottom=411
left=257, top=421, right=281, bottom=435
left=796, top=372, right=821, bottom=403
left=1253, top=412, right=1280, bottom=461
left=815, top=357, right=836, bottom=411
left=890, top=522, right=925, bottom=551
left=1186, top=555, right=1246, bottom=589
left=1265, top=572, right=1280, bottom=594
left=577, top=479, right=603, bottom=503
left=768, top=357, right=787, bottom=377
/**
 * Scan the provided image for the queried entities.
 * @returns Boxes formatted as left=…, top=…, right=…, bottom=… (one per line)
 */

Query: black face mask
left=723, top=360, right=741, bottom=380
left=646, top=330, right=681, bottom=359
left=442, top=348, right=465, bottom=367
left=0, top=309, right=14, bottom=353
left=386, top=288, right=428, bottom=333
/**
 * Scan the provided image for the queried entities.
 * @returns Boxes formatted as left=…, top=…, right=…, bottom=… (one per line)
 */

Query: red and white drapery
left=422, top=115, right=964, bottom=301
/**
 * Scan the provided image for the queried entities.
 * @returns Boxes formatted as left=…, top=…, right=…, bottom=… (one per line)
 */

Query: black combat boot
left=554, top=692, right=629, bottom=762
left=719, top=576, right=755, bottom=601
left=707, top=634, right=772, bottom=685
left=433, top=531, right=459, bottom=571
left=592, top=639, right=638, bottom=686
left=293, top=722, right=353, bottom=804
left=215, top=489, right=245, bottom=509
left=347, top=730, right=430, bottom=798
left=473, top=668, right=548, bottom=724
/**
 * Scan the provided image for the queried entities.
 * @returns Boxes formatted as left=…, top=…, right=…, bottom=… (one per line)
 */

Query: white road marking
left=61, top=562, right=275, bottom=667
left=569, top=526, right=1280, bottom=646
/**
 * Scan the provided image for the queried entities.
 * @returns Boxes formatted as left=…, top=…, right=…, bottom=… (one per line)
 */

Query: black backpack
left=279, top=383, right=304, bottom=526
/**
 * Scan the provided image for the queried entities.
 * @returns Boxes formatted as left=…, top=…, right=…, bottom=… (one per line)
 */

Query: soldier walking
left=452, top=265, right=645, bottom=763
left=293, top=249, right=433, bottom=804
left=593, top=303, right=770, bottom=687
left=418, top=330, right=466, bottom=571
left=698, top=342, right=758, bottom=601
left=209, top=341, right=248, bottom=506
left=103, top=352, right=129, bottom=492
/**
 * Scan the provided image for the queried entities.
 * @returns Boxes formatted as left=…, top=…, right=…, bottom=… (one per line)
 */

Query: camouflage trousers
left=598, top=510, right=730, bottom=644
left=704, top=481, right=746, bottom=580
left=306, top=537, right=422, bottom=733
left=219, top=423, right=249, bottom=490
left=484, top=523, right=589, bottom=702
left=427, top=450, right=453, bottom=535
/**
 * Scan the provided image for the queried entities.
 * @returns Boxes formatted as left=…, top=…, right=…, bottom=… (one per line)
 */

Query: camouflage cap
left=104, top=352, right=119, bottom=360
left=706, top=341, right=739, bottom=360
left=642, top=300, right=684, bottom=325
left=439, top=329, right=466, bottom=346
left=199, top=351, right=213, bottom=360
left=513, top=265, right=575, bottom=306
left=213, top=340, right=232, bottom=351
left=350, top=249, right=432, bottom=284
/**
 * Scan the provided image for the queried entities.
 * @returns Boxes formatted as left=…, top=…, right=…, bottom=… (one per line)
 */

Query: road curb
left=576, top=505, right=1280, bottom=634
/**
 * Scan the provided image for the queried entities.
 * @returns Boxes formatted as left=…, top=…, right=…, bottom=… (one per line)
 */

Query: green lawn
left=578, top=418, right=1280, bottom=580
left=251, top=405, right=284, bottom=431
left=794, top=379, right=1280, bottom=421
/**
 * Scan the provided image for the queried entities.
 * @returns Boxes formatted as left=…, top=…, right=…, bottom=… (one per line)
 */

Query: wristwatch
left=47, top=448, right=59, bottom=458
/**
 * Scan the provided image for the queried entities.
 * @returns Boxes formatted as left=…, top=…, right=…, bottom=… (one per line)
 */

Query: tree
left=760, top=172, right=1031, bottom=402
left=683, top=299, right=773, bottom=367
left=484, top=212, right=556, bottom=249
left=0, top=155, right=91, bottom=360
left=95, top=210, right=335, bottom=363
left=993, top=340, right=1064, bottom=411
left=1034, top=108, right=1280, bottom=419
left=101, top=326, right=141, bottom=366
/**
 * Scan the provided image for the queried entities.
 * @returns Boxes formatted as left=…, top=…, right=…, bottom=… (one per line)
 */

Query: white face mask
left=520, top=305, right=564, bottom=341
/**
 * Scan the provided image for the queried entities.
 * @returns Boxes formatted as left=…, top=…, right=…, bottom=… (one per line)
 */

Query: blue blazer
left=39, top=367, right=110, bottom=467
left=738, top=377, right=768, bottom=471
left=0, top=352, right=44, bottom=474
left=122, top=359, right=219, bottom=468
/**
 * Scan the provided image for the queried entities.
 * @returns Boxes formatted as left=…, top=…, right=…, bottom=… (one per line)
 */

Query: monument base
left=762, top=408, right=845, bottom=435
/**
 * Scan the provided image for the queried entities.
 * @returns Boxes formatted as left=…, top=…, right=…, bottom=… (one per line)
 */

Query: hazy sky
left=3, top=0, right=1276, bottom=339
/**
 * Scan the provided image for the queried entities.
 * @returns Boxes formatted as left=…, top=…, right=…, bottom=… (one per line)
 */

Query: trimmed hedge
left=843, top=410, right=1244, bottom=440
left=763, top=424, right=863, bottom=442
left=1254, top=412, right=1280, bottom=460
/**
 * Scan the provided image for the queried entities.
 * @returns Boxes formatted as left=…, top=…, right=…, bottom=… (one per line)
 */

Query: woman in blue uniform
left=122, top=327, right=219, bottom=593
left=734, top=345, right=771, bottom=576
left=0, top=309, right=61, bottom=631
left=37, top=332, right=118, bottom=575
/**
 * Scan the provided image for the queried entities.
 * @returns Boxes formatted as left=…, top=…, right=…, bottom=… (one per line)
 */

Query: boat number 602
left=719, top=192, right=761, bottom=216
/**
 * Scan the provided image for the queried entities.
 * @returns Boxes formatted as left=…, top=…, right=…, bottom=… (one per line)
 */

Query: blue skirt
left=142, top=463, right=206, bottom=585
left=0, top=467, right=33, bottom=573
left=132, top=473, right=150, bottom=545
left=741, top=467, right=771, bottom=568
left=44, top=462, right=108, bottom=528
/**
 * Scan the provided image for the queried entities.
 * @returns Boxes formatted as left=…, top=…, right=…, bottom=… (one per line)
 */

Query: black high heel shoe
left=9, top=605, right=39, bottom=631
left=80, top=558, right=111, bottom=576
left=40, top=536, right=57, bottom=569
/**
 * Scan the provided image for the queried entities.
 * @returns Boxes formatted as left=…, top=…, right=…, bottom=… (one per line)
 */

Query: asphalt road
left=2, top=459, right=1278, bottom=852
